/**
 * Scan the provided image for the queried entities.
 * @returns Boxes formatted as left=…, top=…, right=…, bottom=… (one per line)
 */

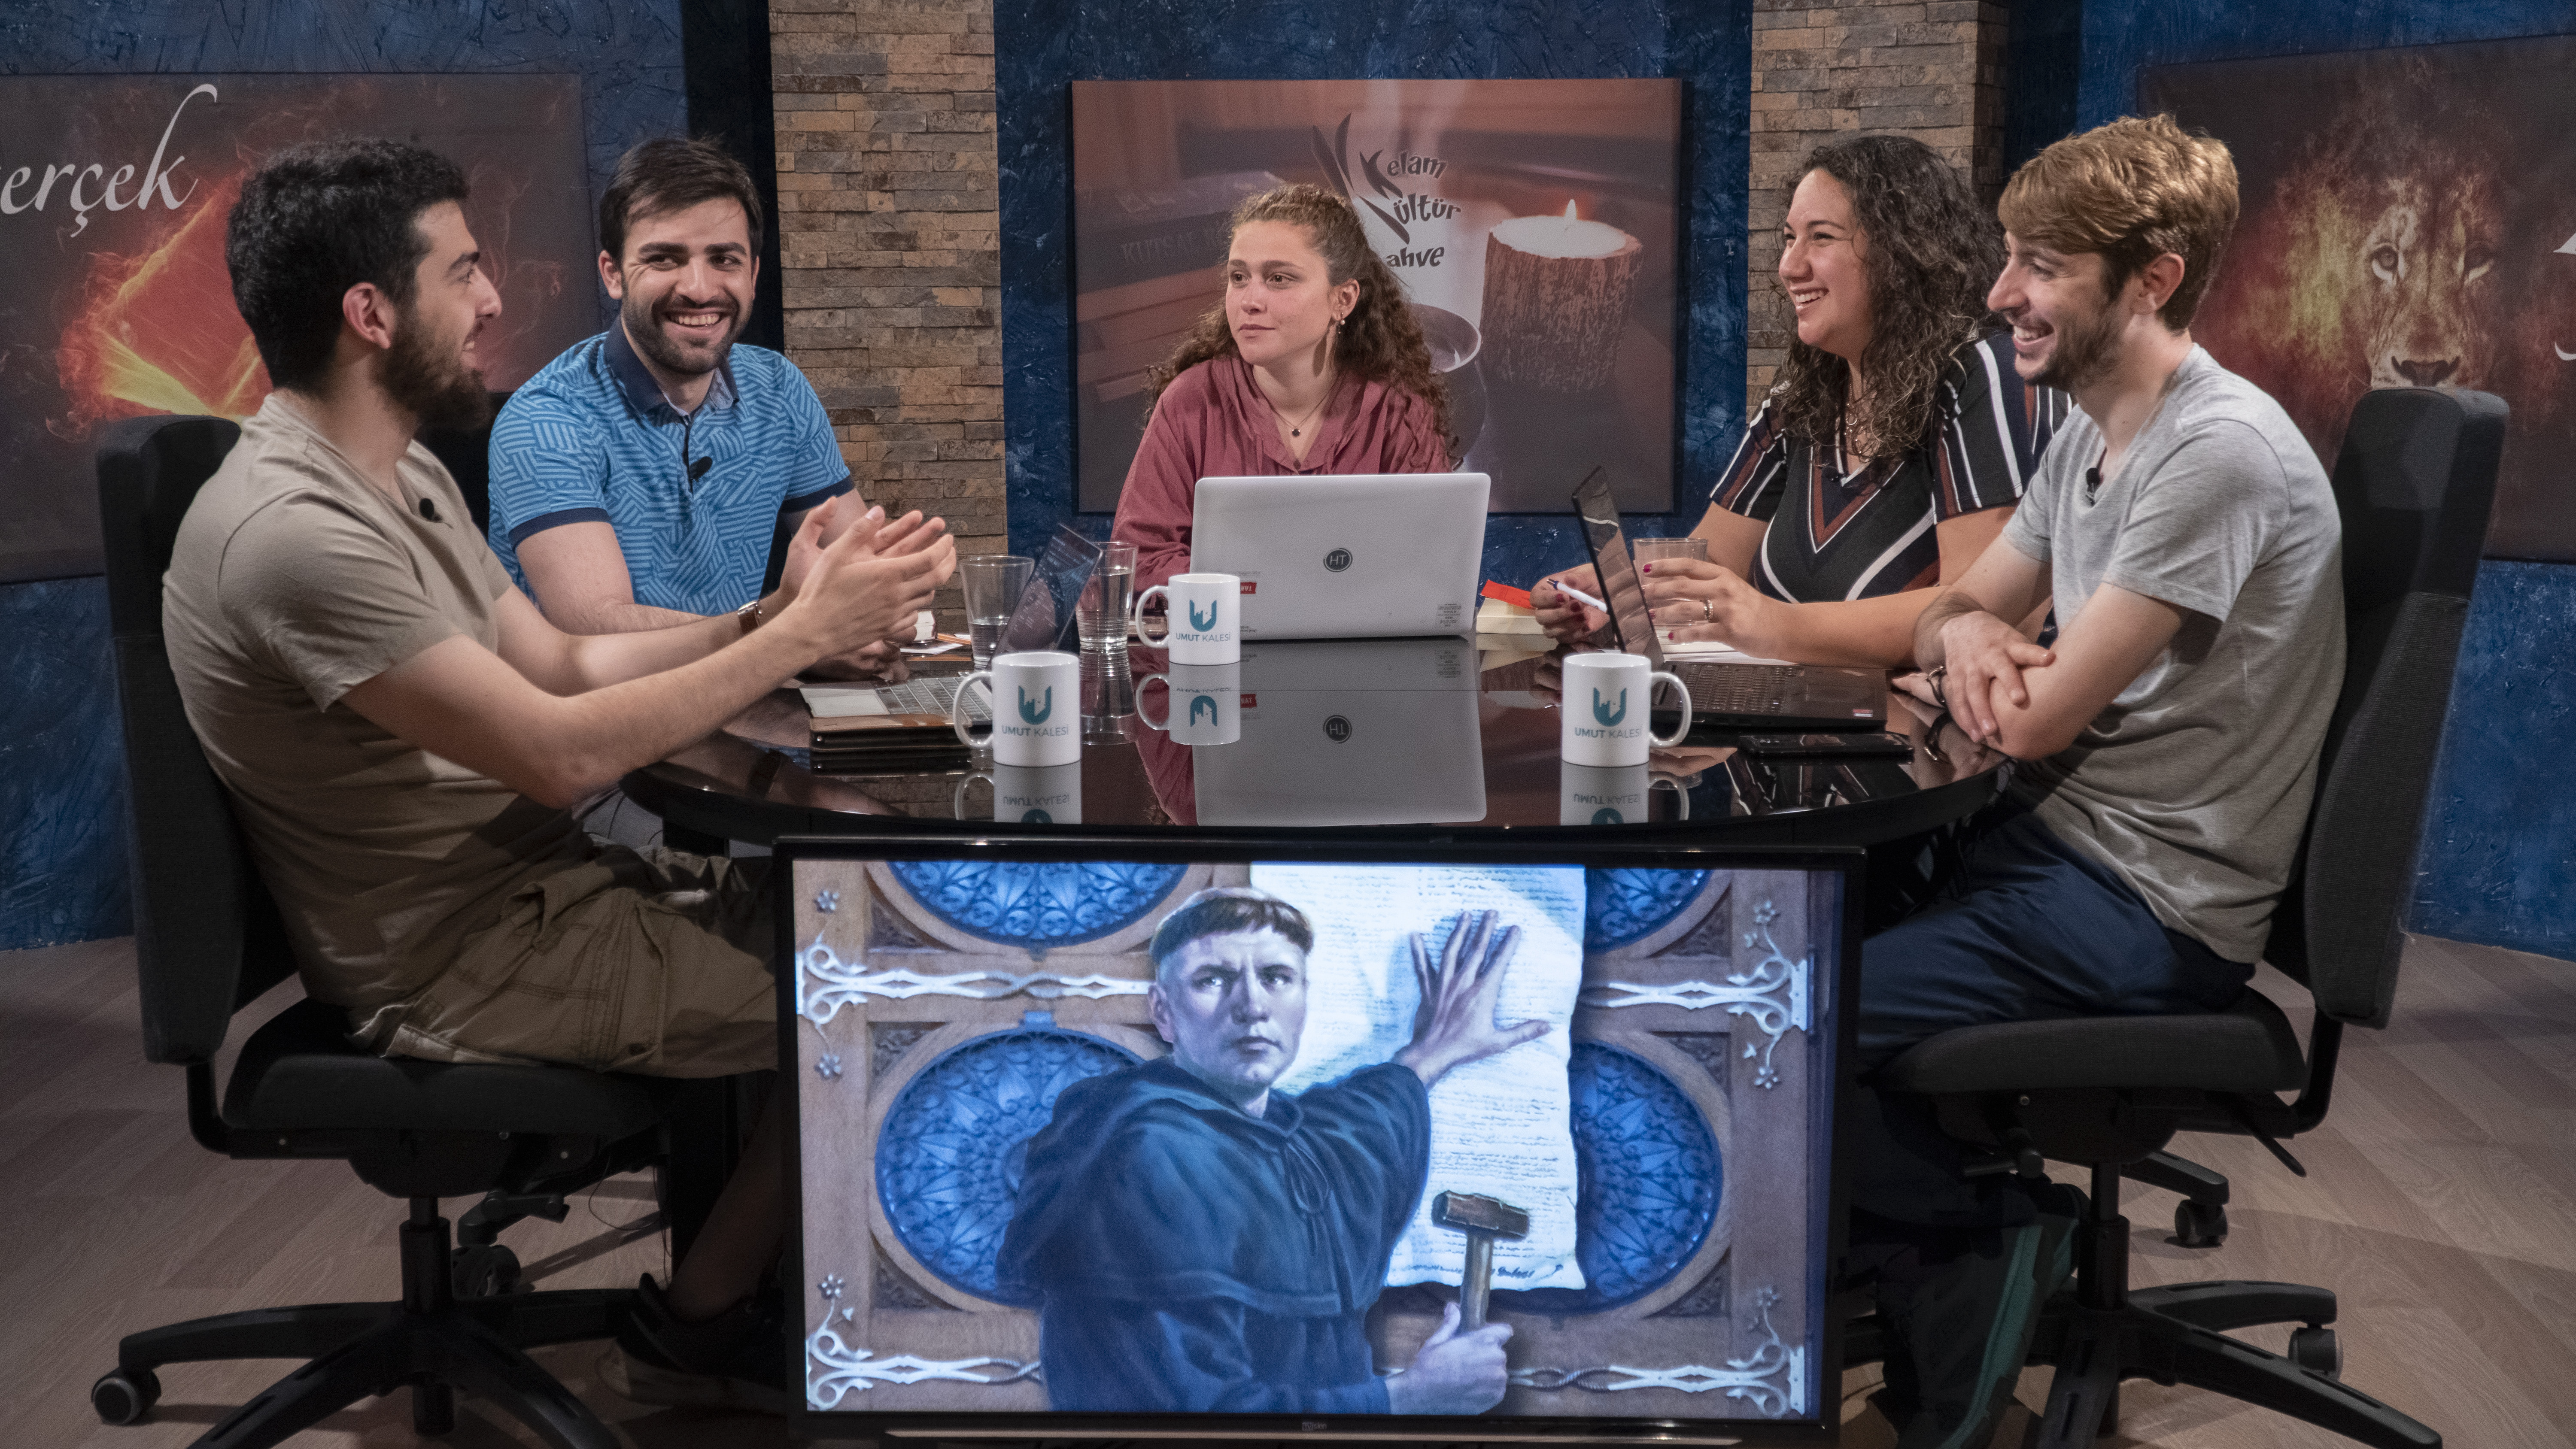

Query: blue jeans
left=1850, top=802, right=2254, bottom=1228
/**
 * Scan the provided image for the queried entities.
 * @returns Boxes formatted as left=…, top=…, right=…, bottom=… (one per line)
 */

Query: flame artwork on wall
left=2, top=74, right=595, bottom=580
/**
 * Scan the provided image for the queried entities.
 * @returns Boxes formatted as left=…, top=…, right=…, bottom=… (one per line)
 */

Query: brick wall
left=1746, top=0, right=2007, bottom=406
left=767, top=1, right=2012, bottom=562
left=770, top=0, right=1004, bottom=628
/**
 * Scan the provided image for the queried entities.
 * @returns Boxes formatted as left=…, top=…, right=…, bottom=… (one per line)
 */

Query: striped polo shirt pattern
left=485, top=324, right=853, bottom=616
left=1712, top=331, right=2070, bottom=603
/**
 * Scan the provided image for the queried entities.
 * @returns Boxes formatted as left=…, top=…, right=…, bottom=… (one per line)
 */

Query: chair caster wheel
left=2289, top=1325, right=2341, bottom=1377
left=452, top=1243, right=524, bottom=1298
left=2172, top=1198, right=2228, bottom=1247
left=92, top=1368, right=161, bottom=1425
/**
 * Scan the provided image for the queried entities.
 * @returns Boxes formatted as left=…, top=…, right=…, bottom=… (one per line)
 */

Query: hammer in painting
left=1434, top=1190, right=1530, bottom=1331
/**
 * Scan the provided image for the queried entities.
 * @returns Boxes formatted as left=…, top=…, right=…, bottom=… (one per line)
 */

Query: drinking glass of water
left=962, top=554, right=1033, bottom=670
left=1629, top=536, right=1710, bottom=567
left=1078, top=541, right=1137, bottom=653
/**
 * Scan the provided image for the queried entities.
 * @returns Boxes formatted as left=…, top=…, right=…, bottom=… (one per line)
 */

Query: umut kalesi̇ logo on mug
left=1130, top=572, right=1239, bottom=665
left=951, top=651, right=1081, bottom=766
left=1558, top=651, right=1690, bottom=767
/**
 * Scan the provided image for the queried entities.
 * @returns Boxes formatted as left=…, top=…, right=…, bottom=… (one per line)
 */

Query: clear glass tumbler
left=1078, top=541, right=1138, bottom=652
left=1629, top=536, right=1711, bottom=567
left=961, top=554, right=1034, bottom=670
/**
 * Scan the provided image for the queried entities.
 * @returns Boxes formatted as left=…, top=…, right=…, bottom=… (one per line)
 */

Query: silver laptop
left=1191, top=472, right=1488, bottom=639
left=1192, top=638, right=1485, bottom=826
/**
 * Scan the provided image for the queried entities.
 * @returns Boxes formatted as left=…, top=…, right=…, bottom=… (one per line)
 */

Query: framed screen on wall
left=2142, top=36, right=2576, bottom=561
left=0, top=74, right=595, bottom=582
left=1070, top=79, right=1683, bottom=515
left=780, top=833, right=1851, bottom=1441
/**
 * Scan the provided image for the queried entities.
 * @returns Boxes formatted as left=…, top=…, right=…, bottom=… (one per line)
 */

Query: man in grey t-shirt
left=1851, top=116, right=2344, bottom=1449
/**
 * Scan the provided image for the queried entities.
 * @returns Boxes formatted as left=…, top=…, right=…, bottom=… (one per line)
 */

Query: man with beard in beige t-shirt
left=162, top=139, right=953, bottom=1405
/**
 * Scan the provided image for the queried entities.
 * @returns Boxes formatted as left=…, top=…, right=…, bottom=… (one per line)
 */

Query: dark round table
left=623, top=641, right=2010, bottom=854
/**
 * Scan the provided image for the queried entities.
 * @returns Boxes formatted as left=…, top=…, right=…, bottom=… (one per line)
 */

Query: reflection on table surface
left=625, top=639, right=2009, bottom=844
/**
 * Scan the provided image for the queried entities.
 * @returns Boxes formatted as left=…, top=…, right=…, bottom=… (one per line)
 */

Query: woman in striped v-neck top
left=1535, top=135, right=2068, bottom=666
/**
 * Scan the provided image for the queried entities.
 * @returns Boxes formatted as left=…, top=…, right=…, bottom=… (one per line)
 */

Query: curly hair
left=1768, top=135, right=2003, bottom=458
left=227, top=139, right=469, bottom=392
left=1144, top=183, right=1454, bottom=459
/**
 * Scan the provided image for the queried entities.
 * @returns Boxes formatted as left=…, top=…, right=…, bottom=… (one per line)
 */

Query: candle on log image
left=1479, top=201, right=1643, bottom=393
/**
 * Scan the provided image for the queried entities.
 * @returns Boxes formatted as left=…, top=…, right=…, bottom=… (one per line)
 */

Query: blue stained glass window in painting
left=887, top=860, right=1189, bottom=949
left=1584, top=867, right=1713, bottom=950
left=1498, top=1043, right=1721, bottom=1314
left=875, top=1028, right=1140, bottom=1304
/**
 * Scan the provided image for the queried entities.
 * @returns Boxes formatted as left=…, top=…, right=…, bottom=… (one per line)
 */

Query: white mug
left=1136, top=662, right=1241, bottom=746
left=957, top=761, right=1083, bottom=824
left=1559, top=651, right=1690, bottom=766
left=1130, top=572, right=1240, bottom=664
left=1559, top=763, right=1690, bottom=826
left=951, top=651, right=1081, bottom=766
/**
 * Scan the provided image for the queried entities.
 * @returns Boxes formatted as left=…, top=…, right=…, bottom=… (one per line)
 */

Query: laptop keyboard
left=880, top=674, right=990, bottom=721
left=1677, top=664, right=1795, bottom=716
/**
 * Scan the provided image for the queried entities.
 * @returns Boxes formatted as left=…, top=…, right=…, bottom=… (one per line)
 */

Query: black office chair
left=89, top=414, right=677, bottom=1449
left=417, top=390, right=511, bottom=539
left=1866, top=387, right=2505, bottom=1449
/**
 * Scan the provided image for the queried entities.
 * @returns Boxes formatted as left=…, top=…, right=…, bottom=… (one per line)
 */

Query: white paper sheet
left=1250, top=863, right=1588, bottom=1292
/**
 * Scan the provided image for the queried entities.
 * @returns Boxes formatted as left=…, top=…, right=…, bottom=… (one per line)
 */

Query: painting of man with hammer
left=996, top=887, right=1547, bottom=1414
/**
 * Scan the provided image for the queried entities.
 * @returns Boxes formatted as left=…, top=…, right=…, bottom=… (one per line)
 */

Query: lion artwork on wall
left=2144, top=38, right=2576, bottom=561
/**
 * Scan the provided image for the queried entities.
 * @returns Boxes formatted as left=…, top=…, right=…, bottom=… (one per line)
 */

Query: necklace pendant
left=1291, top=427, right=1300, bottom=436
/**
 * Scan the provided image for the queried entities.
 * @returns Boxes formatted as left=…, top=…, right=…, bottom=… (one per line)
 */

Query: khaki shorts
left=354, top=845, right=777, bottom=1078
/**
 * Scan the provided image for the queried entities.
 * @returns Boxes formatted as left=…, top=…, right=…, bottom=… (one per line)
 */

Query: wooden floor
left=2, top=933, right=2569, bottom=1448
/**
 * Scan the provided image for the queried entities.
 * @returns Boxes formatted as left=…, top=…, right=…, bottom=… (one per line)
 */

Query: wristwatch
left=736, top=598, right=767, bottom=637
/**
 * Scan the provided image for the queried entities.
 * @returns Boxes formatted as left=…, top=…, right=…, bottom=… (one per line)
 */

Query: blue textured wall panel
left=0, top=0, right=684, bottom=217
left=0, top=580, right=129, bottom=951
left=2067, top=0, right=2576, bottom=958
left=2411, top=563, right=2576, bottom=958
left=2073, top=1, right=2576, bottom=127
left=993, top=0, right=1751, bottom=590
left=0, top=0, right=686, bottom=949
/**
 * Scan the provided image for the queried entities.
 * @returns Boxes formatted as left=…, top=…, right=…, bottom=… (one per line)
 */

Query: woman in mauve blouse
left=1111, top=184, right=1454, bottom=590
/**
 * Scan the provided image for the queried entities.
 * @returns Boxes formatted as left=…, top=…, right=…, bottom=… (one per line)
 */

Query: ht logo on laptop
left=1188, top=599, right=1219, bottom=632
left=1591, top=688, right=1628, bottom=727
left=1189, top=694, right=1218, bottom=726
left=1017, top=687, right=1052, bottom=724
left=1324, top=548, right=1352, bottom=572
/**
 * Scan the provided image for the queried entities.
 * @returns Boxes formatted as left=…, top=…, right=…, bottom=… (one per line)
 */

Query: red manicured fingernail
left=1641, top=564, right=1653, bottom=573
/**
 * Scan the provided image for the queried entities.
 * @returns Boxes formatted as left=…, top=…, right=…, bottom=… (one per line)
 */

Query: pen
left=1554, top=582, right=1611, bottom=614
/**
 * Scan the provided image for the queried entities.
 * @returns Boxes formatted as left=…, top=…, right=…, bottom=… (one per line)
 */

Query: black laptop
left=1573, top=468, right=1888, bottom=732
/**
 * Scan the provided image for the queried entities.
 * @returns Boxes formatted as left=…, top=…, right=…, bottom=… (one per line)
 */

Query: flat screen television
left=776, top=831, right=1859, bottom=1443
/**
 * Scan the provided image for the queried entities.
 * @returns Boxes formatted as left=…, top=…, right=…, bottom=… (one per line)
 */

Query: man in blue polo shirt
left=489, top=137, right=900, bottom=675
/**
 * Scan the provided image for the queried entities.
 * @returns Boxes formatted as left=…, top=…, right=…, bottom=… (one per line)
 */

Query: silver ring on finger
left=1700, top=598, right=1714, bottom=623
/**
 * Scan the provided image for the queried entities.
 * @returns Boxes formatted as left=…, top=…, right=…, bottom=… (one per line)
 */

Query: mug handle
left=1648, top=773, right=1692, bottom=821
left=1133, top=672, right=1170, bottom=729
left=952, top=768, right=993, bottom=816
left=950, top=670, right=995, bottom=749
left=1647, top=670, right=1692, bottom=746
left=1130, top=584, right=1171, bottom=645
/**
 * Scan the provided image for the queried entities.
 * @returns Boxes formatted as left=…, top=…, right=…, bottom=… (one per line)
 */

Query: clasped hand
left=1931, top=609, right=2053, bottom=746
left=773, top=495, right=957, bottom=672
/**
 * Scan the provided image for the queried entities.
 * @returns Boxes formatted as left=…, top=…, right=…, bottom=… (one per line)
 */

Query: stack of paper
left=1474, top=597, right=1549, bottom=636
left=802, top=679, right=984, bottom=774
